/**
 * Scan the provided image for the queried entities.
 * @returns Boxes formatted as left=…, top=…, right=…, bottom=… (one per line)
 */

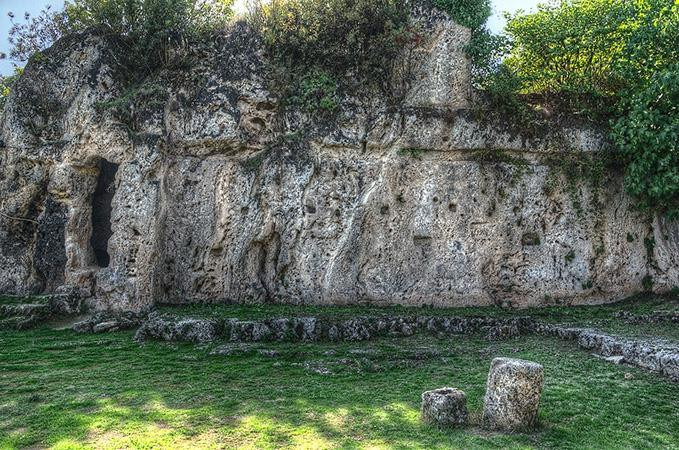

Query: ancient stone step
left=0, top=303, right=50, bottom=319
left=0, top=294, right=83, bottom=330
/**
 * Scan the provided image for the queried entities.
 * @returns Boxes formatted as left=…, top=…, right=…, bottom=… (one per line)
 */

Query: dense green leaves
left=250, top=0, right=413, bottom=96
left=5, top=0, right=234, bottom=75
left=490, top=0, right=679, bottom=217
left=504, top=0, right=630, bottom=97
left=62, top=0, right=234, bottom=68
left=612, top=65, right=679, bottom=218
left=432, top=0, right=491, bottom=29
left=1, top=0, right=234, bottom=111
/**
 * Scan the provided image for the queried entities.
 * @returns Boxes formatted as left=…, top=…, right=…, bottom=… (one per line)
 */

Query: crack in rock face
left=0, top=7, right=677, bottom=311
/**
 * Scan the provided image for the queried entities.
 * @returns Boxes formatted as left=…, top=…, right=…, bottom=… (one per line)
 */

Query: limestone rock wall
left=0, top=9, right=677, bottom=311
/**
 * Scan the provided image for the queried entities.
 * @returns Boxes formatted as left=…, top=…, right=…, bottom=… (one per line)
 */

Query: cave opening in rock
left=90, top=159, right=118, bottom=268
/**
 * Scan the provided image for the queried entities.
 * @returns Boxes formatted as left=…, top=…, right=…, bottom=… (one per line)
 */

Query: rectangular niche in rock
left=90, top=159, right=118, bottom=268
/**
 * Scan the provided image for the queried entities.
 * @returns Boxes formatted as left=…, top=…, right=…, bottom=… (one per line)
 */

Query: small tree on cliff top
left=4, top=0, right=234, bottom=71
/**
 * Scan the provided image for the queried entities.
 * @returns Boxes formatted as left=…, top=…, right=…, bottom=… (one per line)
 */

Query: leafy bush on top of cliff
left=249, top=0, right=414, bottom=101
left=499, top=0, right=678, bottom=115
left=611, top=65, right=679, bottom=219
left=249, top=0, right=493, bottom=105
left=485, top=0, right=679, bottom=217
left=5, top=0, right=234, bottom=74
left=432, top=0, right=490, bottom=29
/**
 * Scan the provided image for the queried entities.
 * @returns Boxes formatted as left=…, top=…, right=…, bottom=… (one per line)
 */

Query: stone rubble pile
left=72, top=310, right=145, bottom=333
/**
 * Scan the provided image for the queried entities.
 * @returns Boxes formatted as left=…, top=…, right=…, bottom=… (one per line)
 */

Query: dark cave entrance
left=90, top=159, right=118, bottom=268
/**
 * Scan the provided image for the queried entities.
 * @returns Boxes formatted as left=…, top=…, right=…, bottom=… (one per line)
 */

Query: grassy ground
left=0, top=295, right=51, bottom=306
left=1, top=320, right=678, bottom=449
left=156, top=293, right=679, bottom=342
left=156, top=293, right=679, bottom=322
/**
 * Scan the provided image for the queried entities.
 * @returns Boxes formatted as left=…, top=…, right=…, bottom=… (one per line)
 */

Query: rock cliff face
left=1, top=7, right=677, bottom=311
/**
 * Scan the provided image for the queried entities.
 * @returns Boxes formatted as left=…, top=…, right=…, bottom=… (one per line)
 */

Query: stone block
left=421, top=387, right=468, bottom=427
left=482, top=358, right=544, bottom=431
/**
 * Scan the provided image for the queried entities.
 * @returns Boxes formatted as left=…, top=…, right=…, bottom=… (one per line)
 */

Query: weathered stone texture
left=482, top=358, right=544, bottom=431
left=538, top=324, right=679, bottom=381
left=0, top=7, right=677, bottom=311
left=421, top=387, right=468, bottom=427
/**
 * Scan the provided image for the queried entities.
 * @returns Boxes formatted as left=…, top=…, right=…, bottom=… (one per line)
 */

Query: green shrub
left=0, top=68, right=24, bottom=112
left=64, top=0, right=233, bottom=69
left=287, top=69, right=340, bottom=114
left=249, top=0, right=413, bottom=98
left=432, top=0, right=491, bottom=30
left=496, top=0, right=677, bottom=114
left=612, top=65, right=679, bottom=219
left=6, top=0, right=234, bottom=74
left=481, top=0, right=679, bottom=217
left=503, top=0, right=632, bottom=99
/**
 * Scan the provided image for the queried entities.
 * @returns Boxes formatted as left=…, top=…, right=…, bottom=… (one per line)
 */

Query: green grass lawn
left=1, top=320, right=678, bottom=449
left=156, top=293, right=679, bottom=322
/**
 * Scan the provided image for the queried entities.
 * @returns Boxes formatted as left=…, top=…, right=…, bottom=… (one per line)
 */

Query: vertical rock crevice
left=90, top=159, right=118, bottom=269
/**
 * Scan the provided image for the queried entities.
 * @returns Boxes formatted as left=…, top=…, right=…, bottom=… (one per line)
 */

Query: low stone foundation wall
left=117, top=312, right=679, bottom=382
left=537, top=324, right=679, bottom=381
left=132, top=312, right=535, bottom=344
left=0, top=293, right=82, bottom=329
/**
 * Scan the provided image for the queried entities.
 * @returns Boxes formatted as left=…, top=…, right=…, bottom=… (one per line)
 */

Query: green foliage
left=481, top=0, right=678, bottom=218
left=65, top=0, right=233, bottom=70
left=0, top=68, right=24, bottom=111
left=500, top=0, right=678, bottom=119
left=398, top=147, right=427, bottom=159
left=95, top=81, right=168, bottom=125
left=249, top=0, right=413, bottom=102
left=432, top=0, right=491, bottom=29
left=612, top=64, right=679, bottom=218
left=287, top=69, right=340, bottom=114
left=504, top=0, right=630, bottom=99
left=7, top=0, right=234, bottom=75
left=565, top=249, right=576, bottom=264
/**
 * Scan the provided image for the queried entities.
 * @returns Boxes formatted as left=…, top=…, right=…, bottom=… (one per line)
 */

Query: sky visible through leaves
left=0, top=0, right=541, bottom=75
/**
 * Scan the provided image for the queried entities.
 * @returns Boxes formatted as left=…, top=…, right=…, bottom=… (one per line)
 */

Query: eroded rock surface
left=482, top=358, right=544, bottom=431
left=1, top=6, right=677, bottom=311
left=421, top=387, right=468, bottom=427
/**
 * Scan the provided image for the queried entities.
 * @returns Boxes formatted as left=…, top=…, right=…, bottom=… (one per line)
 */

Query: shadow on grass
left=0, top=327, right=678, bottom=449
